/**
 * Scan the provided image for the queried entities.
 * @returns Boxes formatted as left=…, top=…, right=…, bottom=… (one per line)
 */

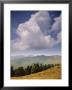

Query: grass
left=11, top=64, right=61, bottom=79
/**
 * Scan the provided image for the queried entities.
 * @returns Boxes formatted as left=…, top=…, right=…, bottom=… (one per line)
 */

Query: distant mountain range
left=11, top=55, right=61, bottom=59
left=11, top=55, right=61, bottom=69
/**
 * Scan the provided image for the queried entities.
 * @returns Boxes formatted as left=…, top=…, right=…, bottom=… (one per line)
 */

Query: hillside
left=11, top=65, right=61, bottom=79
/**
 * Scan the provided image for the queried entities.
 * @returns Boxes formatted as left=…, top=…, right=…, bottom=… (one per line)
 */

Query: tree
left=11, top=63, right=56, bottom=77
left=31, top=63, right=40, bottom=73
left=24, top=65, right=32, bottom=75
left=11, top=66, right=15, bottom=77
left=15, top=67, right=25, bottom=76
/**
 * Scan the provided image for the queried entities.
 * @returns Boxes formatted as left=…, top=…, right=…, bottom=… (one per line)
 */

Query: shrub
left=11, top=63, right=56, bottom=77
left=15, top=67, right=25, bottom=76
left=24, top=66, right=32, bottom=75
left=11, top=66, right=15, bottom=77
left=31, top=63, right=40, bottom=73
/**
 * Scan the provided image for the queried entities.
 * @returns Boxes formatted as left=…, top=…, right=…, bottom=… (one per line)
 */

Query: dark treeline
left=11, top=63, right=60, bottom=77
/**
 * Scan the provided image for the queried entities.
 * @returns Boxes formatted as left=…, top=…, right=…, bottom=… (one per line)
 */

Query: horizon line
left=11, top=54, right=61, bottom=57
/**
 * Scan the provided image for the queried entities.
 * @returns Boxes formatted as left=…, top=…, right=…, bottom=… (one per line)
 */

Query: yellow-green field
left=11, top=65, right=61, bottom=79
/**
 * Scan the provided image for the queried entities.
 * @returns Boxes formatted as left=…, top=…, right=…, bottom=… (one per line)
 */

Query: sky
left=11, top=11, right=61, bottom=56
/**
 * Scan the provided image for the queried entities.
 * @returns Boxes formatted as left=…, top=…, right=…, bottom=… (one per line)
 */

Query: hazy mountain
left=11, top=55, right=61, bottom=69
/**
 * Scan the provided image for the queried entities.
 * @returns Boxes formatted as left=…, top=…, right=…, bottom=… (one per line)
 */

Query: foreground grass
left=11, top=65, right=61, bottom=79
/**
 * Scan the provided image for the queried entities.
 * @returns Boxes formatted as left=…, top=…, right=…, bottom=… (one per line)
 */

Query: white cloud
left=51, top=15, right=61, bottom=32
left=57, top=32, right=61, bottom=43
left=11, top=11, right=61, bottom=51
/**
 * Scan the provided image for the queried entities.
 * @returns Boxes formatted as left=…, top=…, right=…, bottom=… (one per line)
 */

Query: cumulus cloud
left=51, top=15, right=61, bottom=32
left=11, top=11, right=61, bottom=51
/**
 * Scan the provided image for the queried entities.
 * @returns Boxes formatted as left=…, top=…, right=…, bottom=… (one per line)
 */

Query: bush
left=11, top=63, right=55, bottom=77
left=15, top=67, right=25, bottom=76
left=11, top=66, right=15, bottom=77
left=24, top=66, right=32, bottom=75
left=31, top=64, right=40, bottom=73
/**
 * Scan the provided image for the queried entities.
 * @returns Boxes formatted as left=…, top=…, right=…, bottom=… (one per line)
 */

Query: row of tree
left=11, top=63, right=59, bottom=77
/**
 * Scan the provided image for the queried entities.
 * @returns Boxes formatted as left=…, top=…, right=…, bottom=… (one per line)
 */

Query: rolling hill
left=11, top=65, right=61, bottom=79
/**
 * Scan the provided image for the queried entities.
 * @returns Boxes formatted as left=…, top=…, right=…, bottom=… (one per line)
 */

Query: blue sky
left=11, top=11, right=61, bottom=56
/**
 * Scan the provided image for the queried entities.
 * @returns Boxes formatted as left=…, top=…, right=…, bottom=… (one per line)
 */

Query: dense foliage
left=11, top=63, right=59, bottom=77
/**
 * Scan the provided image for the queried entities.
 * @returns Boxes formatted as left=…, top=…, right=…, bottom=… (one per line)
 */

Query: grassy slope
left=11, top=65, right=61, bottom=79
